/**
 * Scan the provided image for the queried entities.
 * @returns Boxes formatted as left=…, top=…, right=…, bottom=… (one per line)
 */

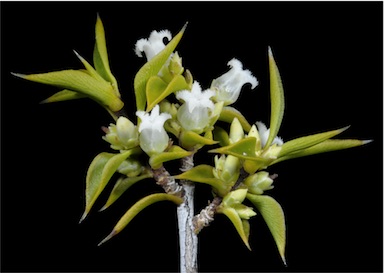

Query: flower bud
left=229, top=117, right=244, bottom=143
left=116, top=117, right=139, bottom=145
left=232, top=204, right=257, bottom=220
left=222, top=188, right=248, bottom=207
left=117, top=158, right=143, bottom=177
left=244, top=171, right=274, bottom=195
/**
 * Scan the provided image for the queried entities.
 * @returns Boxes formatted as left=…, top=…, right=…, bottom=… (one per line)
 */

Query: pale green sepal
left=219, top=106, right=252, bottom=132
left=180, top=130, right=218, bottom=151
left=273, top=139, right=369, bottom=164
left=213, top=126, right=230, bottom=147
left=174, top=165, right=228, bottom=196
left=216, top=206, right=251, bottom=250
left=149, top=145, right=192, bottom=170
left=247, top=193, right=286, bottom=265
left=81, top=150, right=134, bottom=222
left=134, top=24, right=187, bottom=111
left=265, top=47, right=285, bottom=148
left=98, top=193, right=183, bottom=246
left=94, top=15, right=118, bottom=91
left=146, top=74, right=189, bottom=112
left=15, top=70, right=124, bottom=112
left=40, top=89, right=86, bottom=104
left=278, top=126, right=350, bottom=158
left=100, top=172, right=153, bottom=211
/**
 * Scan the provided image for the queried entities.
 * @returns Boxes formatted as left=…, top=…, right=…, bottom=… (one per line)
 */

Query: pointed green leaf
left=265, top=47, right=285, bottom=148
left=146, top=74, right=189, bottom=112
left=247, top=193, right=286, bottom=264
left=217, top=206, right=251, bottom=250
left=40, top=89, right=86, bottom=104
left=149, top=145, right=192, bottom=169
left=98, top=193, right=183, bottom=245
left=134, top=24, right=187, bottom=111
left=219, top=106, right=252, bottom=132
left=174, top=165, right=227, bottom=195
left=100, top=172, right=153, bottom=211
left=278, top=126, right=350, bottom=158
left=213, top=126, right=230, bottom=147
left=14, top=70, right=124, bottom=112
left=81, top=150, right=134, bottom=221
left=73, top=50, right=105, bottom=82
left=274, top=139, right=371, bottom=164
left=94, top=15, right=118, bottom=89
left=180, top=130, right=218, bottom=150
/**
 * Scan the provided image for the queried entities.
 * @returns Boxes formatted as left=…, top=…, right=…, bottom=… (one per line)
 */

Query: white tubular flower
left=176, top=81, right=215, bottom=133
left=255, top=121, right=284, bottom=148
left=211, top=58, right=258, bottom=105
left=134, top=30, right=172, bottom=61
left=136, top=105, right=171, bottom=156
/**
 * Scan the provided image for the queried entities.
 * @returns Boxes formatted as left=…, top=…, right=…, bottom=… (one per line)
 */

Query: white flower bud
left=116, top=117, right=138, bottom=145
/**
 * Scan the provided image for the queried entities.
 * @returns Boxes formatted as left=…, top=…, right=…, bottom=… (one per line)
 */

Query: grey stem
left=177, top=155, right=198, bottom=273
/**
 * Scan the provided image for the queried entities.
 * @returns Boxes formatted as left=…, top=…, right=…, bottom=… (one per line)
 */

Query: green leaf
left=98, top=193, right=183, bottom=246
left=278, top=126, right=350, bottom=158
left=179, top=130, right=218, bottom=150
left=13, top=70, right=124, bottom=112
left=94, top=14, right=118, bottom=90
left=174, top=165, right=227, bottom=195
left=80, top=150, right=134, bottom=222
left=247, top=193, right=286, bottom=264
left=134, top=24, right=187, bottom=111
left=217, top=206, right=251, bottom=250
left=219, top=106, right=252, bottom=132
left=146, top=74, right=189, bottom=112
left=73, top=50, right=105, bottom=82
left=40, top=89, right=86, bottom=104
left=265, top=47, right=285, bottom=148
left=209, top=137, right=266, bottom=162
left=149, top=145, right=192, bottom=169
left=100, top=172, right=153, bottom=211
left=274, top=138, right=371, bottom=164
left=213, top=126, right=230, bottom=147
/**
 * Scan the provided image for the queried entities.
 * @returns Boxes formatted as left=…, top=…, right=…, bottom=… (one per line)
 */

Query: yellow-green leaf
left=213, top=127, right=230, bottom=147
left=149, top=145, right=192, bottom=169
left=179, top=130, right=218, bottom=150
left=265, top=47, right=285, bottom=148
left=81, top=150, right=134, bottom=222
left=40, top=89, right=86, bottom=104
left=274, top=138, right=371, bottom=164
left=174, top=165, right=227, bottom=195
left=98, top=193, right=183, bottom=246
left=13, top=70, right=124, bottom=112
left=73, top=50, right=105, bottom=82
left=100, top=172, right=153, bottom=211
left=247, top=193, right=286, bottom=264
left=217, top=206, right=251, bottom=250
left=94, top=15, right=118, bottom=89
left=278, top=126, right=350, bottom=158
left=146, top=74, right=189, bottom=112
left=219, top=106, right=252, bottom=132
left=134, top=24, right=187, bottom=111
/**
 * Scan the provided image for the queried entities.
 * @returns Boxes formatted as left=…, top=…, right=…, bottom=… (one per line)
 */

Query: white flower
left=136, top=105, right=171, bottom=156
left=176, top=81, right=215, bottom=133
left=134, top=30, right=172, bottom=61
left=211, top=58, right=258, bottom=105
left=116, top=116, right=138, bottom=144
left=255, top=121, right=283, bottom=148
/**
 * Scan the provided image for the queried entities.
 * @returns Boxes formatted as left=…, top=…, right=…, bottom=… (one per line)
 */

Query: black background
left=1, top=1, right=383, bottom=272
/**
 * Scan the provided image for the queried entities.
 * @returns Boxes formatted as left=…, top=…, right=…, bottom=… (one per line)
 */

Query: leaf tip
left=79, top=211, right=88, bottom=224
left=268, top=46, right=273, bottom=57
left=340, top=125, right=351, bottom=132
left=11, top=72, right=27, bottom=79
left=98, top=229, right=118, bottom=247
left=362, top=139, right=374, bottom=145
left=182, top=22, right=189, bottom=32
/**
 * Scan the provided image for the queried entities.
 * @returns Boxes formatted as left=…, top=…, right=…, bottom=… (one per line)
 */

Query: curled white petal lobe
left=256, top=121, right=283, bottom=148
left=136, top=105, right=171, bottom=133
left=134, top=30, right=172, bottom=61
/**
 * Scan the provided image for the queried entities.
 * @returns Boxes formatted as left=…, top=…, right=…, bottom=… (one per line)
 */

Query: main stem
left=177, top=155, right=198, bottom=273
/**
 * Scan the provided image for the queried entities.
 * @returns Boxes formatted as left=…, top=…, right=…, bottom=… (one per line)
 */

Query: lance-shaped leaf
left=247, top=193, right=286, bottom=265
left=100, top=172, right=153, bottom=211
left=273, top=138, right=371, bottom=164
left=265, top=47, right=285, bottom=148
left=13, top=70, right=124, bottom=112
left=134, top=24, right=187, bottom=111
left=80, top=150, right=135, bottom=222
left=278, top=126, right=350, bottom=158
left=98, top=193, right=183, bottom=246
left=174, top=165, right=227, bottom=196
left=179, top=130, right=218, bottom=151
left=216, top=206, right=251, bottom=250
left=213, top=126, right=230, bottom=147
left=146, top=74, right=189, bottom=112
left=149, top=145, right=192, bottom=170
left=210, top=137, right=267, bottom=162
left=73, top=50, right=105, bottom=82
left=93, top=14, right=118, bottom=92
left=219, top=106, right=252, bottom=132
left=40, top=89, right=86, bottom=104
